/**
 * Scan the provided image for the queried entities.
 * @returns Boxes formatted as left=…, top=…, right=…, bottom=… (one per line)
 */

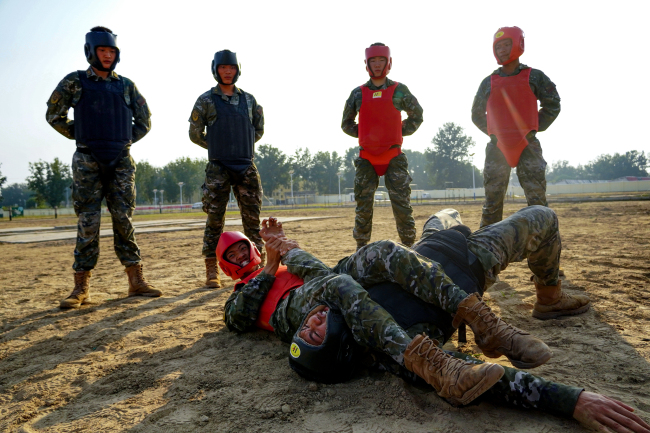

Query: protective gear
left=216, top=231, right=262, bottom=280
left=486, top=68, right=539, bottom=167
left=358, top=82, right=403, bottom=176
left=288, top=303, right=359, bottom=384
left=452, top=293, right=552, bottom=369
left=211, top=50, right=241, bottom=84
left=404, top=334, right=505, bottom=406
left=125, top=264, right=162, bottom=297
left=60, top=270, right=92, bottom=309
left=84, top=30, right=120, bottom=72
left=364, top=44, right=392, bottom=79
left=235, top=266, right=304, bottom=331
left=206, top=92, right=255, bottom=173
left=532, top=279, right=590, bottom=320
left=204, top=257, right=222, bottom=288
left=493, top=26, right=525, bottom=65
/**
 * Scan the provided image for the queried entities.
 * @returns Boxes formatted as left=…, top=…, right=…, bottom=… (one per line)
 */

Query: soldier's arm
left=45, top=73, right=80, bottom=140
left=281, top=248, right=334, bottom=283
left=471, top=76, right=491, bottom=136
left=341, top=88, right=361, bottom=138
left=223, top=272, right=276, bottom=332
left=250, top=96, right=264, bottom=143
left=129, top=81, right=151, bottom=143
left=188, top=96, right=209, bottom=149
left=396, top=84, right=423, bottom=136
left=531, top=70, right=561, bottom=132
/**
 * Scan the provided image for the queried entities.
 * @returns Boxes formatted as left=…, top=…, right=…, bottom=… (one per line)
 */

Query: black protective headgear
left=84, top=29, right=120, bottom=72
left=211, top=50, right=241, bottom=84
left=288, top=303, right=359, bottom=384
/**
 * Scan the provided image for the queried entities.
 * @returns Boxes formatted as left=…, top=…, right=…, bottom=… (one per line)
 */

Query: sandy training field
left=1, top=201, right=649, bottom=432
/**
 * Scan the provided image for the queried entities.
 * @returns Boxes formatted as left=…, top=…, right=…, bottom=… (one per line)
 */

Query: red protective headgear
left=365, top=44, right=392, bottom=79
left=216, top=231, right=262, bottom=280
left=493, top=26, right=525, bottom=65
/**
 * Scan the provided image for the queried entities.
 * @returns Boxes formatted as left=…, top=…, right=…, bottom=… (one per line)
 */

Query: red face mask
left=493, top=26, right=525, bottom=65
left=216, top=231, right=262, bottom=279
left=365, top=45, right=392, bottom=79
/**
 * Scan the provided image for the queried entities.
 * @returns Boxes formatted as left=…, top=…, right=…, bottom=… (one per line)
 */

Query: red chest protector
left=359, top=83, right=403, bottom=176
left=235, top=266, right=304, bottom=332
left=487, top=69, right=539, bottom=167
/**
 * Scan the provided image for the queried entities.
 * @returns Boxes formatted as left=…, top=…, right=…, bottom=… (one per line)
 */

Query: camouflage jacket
left=188, top=85, right=264, bottom=149
left=471, top=64, right=561, bottom=139
left=45, top=67, right=151, bottom=148
left=341, top=78, right=423, bottom=139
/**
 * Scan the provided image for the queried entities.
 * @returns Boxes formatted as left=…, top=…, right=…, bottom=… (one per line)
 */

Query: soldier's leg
left=105, top=154, right=140, bottom=267
left=353, top=157, right=379, bottom=248
left=202, top=162, right=232, bottom=258
left=72, top=152, right=104, bottom=271
left=384, top=153, right=416, bottom=246
left=420, top=208, right=463, bottom=239
left=516, top=137, right=548, bottom=207
left=231, top=163, right=264, bottom=253
left=480, top=141, right=511, bottom=228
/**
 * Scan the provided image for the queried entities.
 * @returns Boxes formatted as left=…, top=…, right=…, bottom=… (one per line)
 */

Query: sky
left=1, top=0, right=649, bottom=186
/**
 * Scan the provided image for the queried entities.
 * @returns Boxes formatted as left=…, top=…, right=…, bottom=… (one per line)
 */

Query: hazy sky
left=1, top=0, right=648, bottom=185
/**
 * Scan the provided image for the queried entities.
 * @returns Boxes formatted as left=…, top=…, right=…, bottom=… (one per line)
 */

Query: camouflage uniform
left=188, top=86, right=264, bottom=257
left=342, top=78, right=422, bottom=247
left=471, top=64, right=561, bottom=227
left=46, top=67, right=151, bottom=271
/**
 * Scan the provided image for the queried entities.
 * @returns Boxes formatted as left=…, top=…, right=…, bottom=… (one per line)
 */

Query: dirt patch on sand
left=1, top=202, right=649, bottom=432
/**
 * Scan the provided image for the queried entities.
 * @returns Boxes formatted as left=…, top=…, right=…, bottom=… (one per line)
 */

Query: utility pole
left=289, top=169, right=294, bottom=206
left=153, top=189, right=158, bottom=206
left=178, top=182, right=184, bottom=210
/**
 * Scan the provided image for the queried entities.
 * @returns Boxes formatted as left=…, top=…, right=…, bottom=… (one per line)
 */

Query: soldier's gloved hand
left=573, top=391, right=650, bottom=433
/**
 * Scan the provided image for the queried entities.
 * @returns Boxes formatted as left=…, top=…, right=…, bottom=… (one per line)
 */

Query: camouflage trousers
left=71, top=151, right=140, bottom=271
left=353, top=153, right=416, bottom=247
left=202, top=161, right=263, bottom=257
left=271, top=241, right=469, bottom=365
left=424, top=206, right=561, bottom=289
left=480, top=138, right=548, bottom=228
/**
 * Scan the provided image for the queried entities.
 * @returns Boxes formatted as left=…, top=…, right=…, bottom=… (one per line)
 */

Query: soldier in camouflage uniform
left=188, top=49, right=265, bottom=289
left=342, top=43, right=422, bottom=249
left=46, top=26, right=161, bottom=309
left=472, top=27, right=560, bottom=228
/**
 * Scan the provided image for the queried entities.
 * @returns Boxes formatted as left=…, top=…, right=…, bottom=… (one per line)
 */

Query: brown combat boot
left=404, top=334, right=505, bottom=406
left=452, top=293, right=552, bottom=369
left=532, top=279, right=590, bottom=320
left=60, top=270, right=92, bottom=309
left=125, top=264, right=162, bottom=297
left=204, top=257, right=222, bottom=289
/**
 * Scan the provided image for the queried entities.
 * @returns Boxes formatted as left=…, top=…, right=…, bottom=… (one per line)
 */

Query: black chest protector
left=367, top=227, right=485, bottom=344
left=206, top=92, right=255, bottom=174
left=74, top=72, right=132, bottom=164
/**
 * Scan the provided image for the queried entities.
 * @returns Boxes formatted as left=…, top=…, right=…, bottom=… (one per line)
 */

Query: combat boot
left=404, top=334, right=505, bottom=406
left=60, top=270, right=92, bottom=309
left=125, top=264, right=162, bottom=297
left=204, top=257, right=222, bottom=289
left=532, top=279, right=590, bottom=320
left=452, top=293, right=552, bottom=369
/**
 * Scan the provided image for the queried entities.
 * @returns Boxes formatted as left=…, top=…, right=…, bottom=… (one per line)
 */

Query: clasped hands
left=259, top=217, right=299, bottom=275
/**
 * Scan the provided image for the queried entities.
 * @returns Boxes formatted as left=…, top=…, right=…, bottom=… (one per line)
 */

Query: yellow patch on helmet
left=290, top=342, right=301, bottom=358
left=495, top=31, right=505, bottom=39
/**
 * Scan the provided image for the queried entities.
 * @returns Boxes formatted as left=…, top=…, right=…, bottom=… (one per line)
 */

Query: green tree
left=546, top=160, right=585, bottom=183
left=311, top=151, right=344, bottom=194
left=289, top=148, right=315, bottom=191
left=1, top=183, right=33, bottom=207
left=0, top=164, right=6, bottom=204
left=425, top=123, right=478, bottom=189
left=160, top=157, right=207, bottom=204
left=26, top=158, right=72, bottom=218
left=583, top=151, right=648, bottom=180
left=403, top=149, right=433, bottom=190
left=342, top=146, right=358, bottom=192
left=255, top=144, right=290, bottom=198
left=134, top=160, right=160, bottom=205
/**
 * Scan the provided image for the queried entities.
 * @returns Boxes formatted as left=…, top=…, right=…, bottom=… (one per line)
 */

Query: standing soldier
left=188, top=50, right=265, bottom=289
left=342, top=43, right=423, bottom=250
left=472, top=26, right=561, bottom=228
left=46, top=26, right=161, bottom=309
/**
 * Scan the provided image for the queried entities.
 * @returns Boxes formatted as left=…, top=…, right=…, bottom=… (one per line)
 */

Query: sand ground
left=1, top=201, right=649, bottom=432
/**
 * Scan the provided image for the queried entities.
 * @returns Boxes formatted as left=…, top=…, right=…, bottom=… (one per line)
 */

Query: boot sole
left=59, top=297, right=91, bottom=309
left=445, top=364, right=505, bottom=406
left=128, top=292, right=162, bottom=298
left=508, top=349, right=553, bottom=369
left=532, top=303, right=590, bottom=320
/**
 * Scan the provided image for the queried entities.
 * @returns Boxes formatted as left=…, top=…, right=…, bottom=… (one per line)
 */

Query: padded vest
left=74, top=71, right=132, bottom=164
left=207, top=91, right=255, bottom=174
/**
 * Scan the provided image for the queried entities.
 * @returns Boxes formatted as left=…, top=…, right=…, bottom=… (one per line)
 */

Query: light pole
left=160, top=190, right=164, bottom=206
left=153, top=189, right=158, bottom=206
left=337, top=171, right=342, bottom=204
left=178, top=182, right=184, bottom=210
left=469, top=153, right=476, bottom=200
left=288, top=169, right=294, bottom=205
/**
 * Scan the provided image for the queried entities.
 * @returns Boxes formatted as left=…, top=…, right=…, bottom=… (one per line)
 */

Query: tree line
left=1, top=123, right=647, bottom=210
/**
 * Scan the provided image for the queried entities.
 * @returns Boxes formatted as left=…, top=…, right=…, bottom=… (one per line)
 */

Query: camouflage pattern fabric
left=353, top=153, right=416, bottom=247
left=71, top=151, right=140, bottom=271
left=188, top=85, right=264, bottom=149
left=46, top=67, right=151, bottom=146
left=341, top=78, right=423, bottom=138
left=470, top=64, right=558, bottom=228
left=202, top=161, right=263, bottom=257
